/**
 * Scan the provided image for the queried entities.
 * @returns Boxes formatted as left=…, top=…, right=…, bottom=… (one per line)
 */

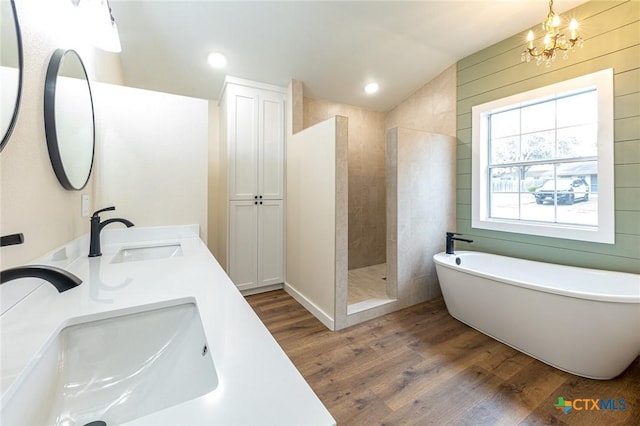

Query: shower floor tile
left=348, top=263, right=388, bottom=305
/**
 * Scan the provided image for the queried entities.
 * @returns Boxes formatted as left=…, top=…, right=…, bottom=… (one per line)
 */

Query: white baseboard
left=240, top=283, right=284, bottom=296
left=284, top=282, right=335, bottom=331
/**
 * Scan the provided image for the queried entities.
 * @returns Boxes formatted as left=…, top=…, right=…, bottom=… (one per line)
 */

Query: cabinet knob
left=254, top=195, right=258, bottom=199
left=259, top=195, right=263, bottom=199
left=260, top=201, right=263, bottom=205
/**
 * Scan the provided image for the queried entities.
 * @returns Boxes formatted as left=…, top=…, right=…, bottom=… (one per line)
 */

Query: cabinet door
left=258, top=199, right=284, bottom=286
left=229, top=201, right=258, bottom=290
left=228, top=86, right=258, bottom=200
left=259, top=91, right=285, bottom=200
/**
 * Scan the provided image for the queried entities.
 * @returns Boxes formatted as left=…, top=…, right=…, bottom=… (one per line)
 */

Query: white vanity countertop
left=0, top=225, right=335, bottom=425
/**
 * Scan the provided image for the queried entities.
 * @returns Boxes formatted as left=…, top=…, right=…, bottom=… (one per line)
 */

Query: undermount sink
left=110, top=243, right=183, bottom=264
left=0, top=300, right=218, bottom=425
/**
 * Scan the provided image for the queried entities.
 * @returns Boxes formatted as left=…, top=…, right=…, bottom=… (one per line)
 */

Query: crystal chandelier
left=521, top=0, right=583, bottom=66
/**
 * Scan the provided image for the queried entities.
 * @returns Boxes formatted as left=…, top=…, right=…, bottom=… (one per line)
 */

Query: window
left=471, top=69, right=614, bottom=243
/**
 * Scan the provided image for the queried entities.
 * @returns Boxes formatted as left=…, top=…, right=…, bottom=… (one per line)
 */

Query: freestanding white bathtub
left=433, top=251, right=640, bottom=380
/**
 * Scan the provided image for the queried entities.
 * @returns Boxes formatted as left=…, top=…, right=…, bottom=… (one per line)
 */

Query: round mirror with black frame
left=44, top=49, right=95, bottom=191
left=0, top=0, right=24, bottom=152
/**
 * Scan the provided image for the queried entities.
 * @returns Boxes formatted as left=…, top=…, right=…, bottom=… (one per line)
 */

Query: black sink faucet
left=1, top=265, right=82, bottom=292
left=446, top=232, right=473, bottom=255
left=89, top=206, right=134, bottom=257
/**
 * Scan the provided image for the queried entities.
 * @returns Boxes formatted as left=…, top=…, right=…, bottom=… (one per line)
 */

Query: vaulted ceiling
left=110, top=0, right=587, bottom=111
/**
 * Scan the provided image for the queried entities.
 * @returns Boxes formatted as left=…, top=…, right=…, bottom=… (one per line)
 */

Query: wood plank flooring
left=246, top=290, right=640, bottom=426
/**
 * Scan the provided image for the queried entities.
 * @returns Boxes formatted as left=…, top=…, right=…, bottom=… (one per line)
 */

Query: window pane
left=538, top=162, right=597, bottom=226
left=490, top=109, right=520, bottom=138
left=490, top=136, right=519, bottom=164
left=490, top=166, right=519, bottom=219
left=557, top=124, right=597, bottom=158
left=521, top=101, right=555, bottom=133
left=557, top=90, right=597, bottom=127
left=491, top=193, right=520, bottom=220
left=556, top=160, right=597, bottom=181
left=521, top=164, right=555, bottom=222
left=555, top=162, right=598, bottom=226
left=521, top=130, right=554, bottom=162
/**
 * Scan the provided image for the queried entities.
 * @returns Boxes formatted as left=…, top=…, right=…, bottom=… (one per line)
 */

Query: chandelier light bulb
left=527, top=30, right=534, bottom=49
left=570, top=18, right=578, bottom=39
left=569, top=18, right=578, bottom=30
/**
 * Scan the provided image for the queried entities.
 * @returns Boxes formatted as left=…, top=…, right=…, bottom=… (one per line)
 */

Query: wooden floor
left=246, top=290, right=640, bottom=426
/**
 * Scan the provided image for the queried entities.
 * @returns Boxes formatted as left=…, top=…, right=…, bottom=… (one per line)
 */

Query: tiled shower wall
left=386, top=64, right=457, bottom=137
left=303, top=99, right=386, bottom=269
left=301, top=64, right=457, bottom=271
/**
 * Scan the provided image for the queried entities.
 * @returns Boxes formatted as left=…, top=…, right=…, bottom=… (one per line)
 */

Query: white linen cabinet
left=219, top=77, right=285, bottom=291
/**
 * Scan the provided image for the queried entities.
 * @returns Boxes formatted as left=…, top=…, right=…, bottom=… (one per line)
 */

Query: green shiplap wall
left=456, top=0, right=640, bottom=274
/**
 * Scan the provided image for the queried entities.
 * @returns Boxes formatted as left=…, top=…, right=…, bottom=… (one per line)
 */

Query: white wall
left=286, top=116, right=348, bottom=330
left=93, top=82, right=208, bottom=241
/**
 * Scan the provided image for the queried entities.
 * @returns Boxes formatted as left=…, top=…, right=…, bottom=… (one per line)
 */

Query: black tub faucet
left=89, top=206, right=134, bottom=257
left=1, top=265, right=82, bottom=292
left=446, top=232, right=473, bottom=255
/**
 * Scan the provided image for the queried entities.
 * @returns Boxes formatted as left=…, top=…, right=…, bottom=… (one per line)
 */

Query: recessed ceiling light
left=207, top=52, right=227, bottom=69
left=364, top=82, right=379, bottom=95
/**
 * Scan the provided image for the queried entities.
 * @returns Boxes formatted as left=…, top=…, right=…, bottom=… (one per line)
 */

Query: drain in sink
left=83, top=421, right=106, bottom=426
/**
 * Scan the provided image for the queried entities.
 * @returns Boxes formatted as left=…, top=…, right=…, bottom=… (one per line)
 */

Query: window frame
left=471, top=68, right=614, bottom=244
